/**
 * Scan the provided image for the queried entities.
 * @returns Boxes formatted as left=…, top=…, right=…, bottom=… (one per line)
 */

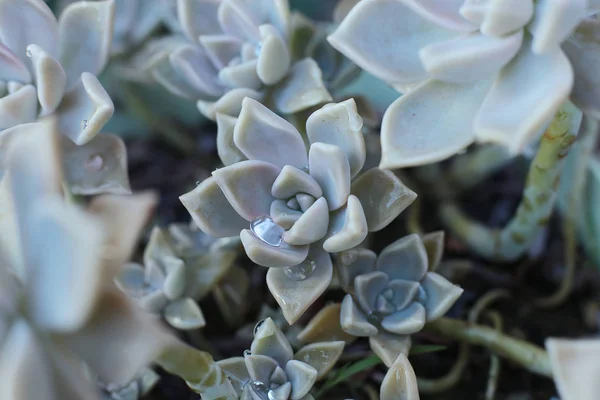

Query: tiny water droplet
left=267, top=389, right=277, bottom=400
left=366, top=310, right=383, bottom=325
left=195, top=181, right=201, bottom=186
left=254, top=41, right=263, bottom=57
left=81, top=119, right=88, bottom=130
left=301, top=165, right=309, bottom=173
left=284, top=259, right=316, bottom=281
left=26, top=48, right=32, bottom=58
left=85, top=154, right=104, bottom=171
left=253, top=319, right=265, bottom=336
left=249, top=381, right=270, bottom=400
left=250, top=216, right=284, bottom=247
left=243, top=349, right=252, bottom=357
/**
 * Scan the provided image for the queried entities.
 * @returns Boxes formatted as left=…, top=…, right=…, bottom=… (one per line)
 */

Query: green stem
left=438, top=102, right=582, bottom=261
left=423, top=317, right=552, bottom=378
left=122, top=83, right=196, bottom=156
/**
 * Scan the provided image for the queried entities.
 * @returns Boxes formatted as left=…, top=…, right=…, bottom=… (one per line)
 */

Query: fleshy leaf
left=376, top=234, right=428, bottom=282
left=245, top=354, right=278, bottom=383
left=266, top=247, right=333, bottom=324
left=351, top=168, right=417, bottom=232
left=0, top=43, right=31, bottom=82
left=340, top=294, right=378, bottom=337
left=323, top=195, right=368, bottom=253
left=241, top=228, right=309, bottom=268
left=285, top=360, right=318, bottom=400
left=380, top=354, right=419, bottom=400
left=529, top=0, right=587, bottom=54
left=477, top=0, right=534, bottom=37
left=422, top=231, right=445, bottom=271
left=251, top=317, right=294, bottom=366
left=297, top=303, right=357, bottom=344
left=380, top=303, right=426, bottom=335
left=216, top=357, right=250, bottom=394
left=308, top=143, right=350, bottom=211
left=271, top=166, right=322, bottom=199
left=284, top=197, right=329, bottom=245
left=216, top=113, right=246, bottom=166
left=164, top=298, right=206, bottom=330
left=370, top=332, right=412, bottom=369
left=335, top=248, right=377, bottom=291
left=177, top=0, right=222, bottom=41
left=404, top=0, right=479, bottom=32
left=197, top=87, right=263, bottom=120
left=0, top=85, right=38, bottom=129
left=354, top=271, right=389, bottom=312
left=420, top=271, right=463, bottom=321
left=26, top=44, right=67, bottom=115
left=257, top=24, right=291, bottom=85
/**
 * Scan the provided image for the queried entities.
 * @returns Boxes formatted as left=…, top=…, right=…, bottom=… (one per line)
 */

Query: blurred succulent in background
left=0, top=121, right=170, bottom=399
left=133, top=0, right=332, bottom=120
left=338, top=233, right=462, bottom=368
left=181, top=97, right=416, bottom=323
left=329, top=0, right=600, bottom=168
left=217, top=318, right=344, bottom=400
left=98, top=367, right=160, bottom=400
left=116, top=222, right=241, bottom=331
left=238, top=305, right=305, bottom=349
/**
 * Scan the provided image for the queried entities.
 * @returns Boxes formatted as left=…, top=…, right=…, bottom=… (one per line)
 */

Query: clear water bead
left=253, top=319, right=265, bottom=336
left=249, top=381, right=270, bottom=400
left=284, top=259, right=316, bottom=281
left=250, top=216, right=284, bottom=247
left=25, top=48, right=32, bottom=58
left=243, top=349, right=252, bottom=357
left=85, top=154, right=103, bottom=171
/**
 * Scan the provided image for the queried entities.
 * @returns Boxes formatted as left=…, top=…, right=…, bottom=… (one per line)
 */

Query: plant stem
left=122, top=83, right=197, bottom=156
left=438, top=102, right=582, bottom=261
left=423, top=317, right=552, bottom=378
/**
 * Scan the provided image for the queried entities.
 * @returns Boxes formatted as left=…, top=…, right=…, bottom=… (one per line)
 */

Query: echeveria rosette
left=116, top=224, right=241, bottom=331
left=0, top=121, right=170, bottom=400
left=328, top=0, right=599, bottom=168
left=338, top=234, right=463, bottom=369
left=140, top=0, right=332, bottom=120
left=217, top=318, right=344, bottom=400
left=181, top=98, right=416, bottom=324
left=0, top=0, right=115, bottom=143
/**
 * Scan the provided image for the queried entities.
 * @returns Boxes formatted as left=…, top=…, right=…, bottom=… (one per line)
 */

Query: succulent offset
left=329, top=0, right=600, bottom=168
left=181, top=97, right=416, bottom=323
left=137, top=0, right=332, bottom=120
left=217, top=318, right=344, bottom=400
left=116, top=223, right=241, bottom=330
left=338, top=233, right=463, bottom=368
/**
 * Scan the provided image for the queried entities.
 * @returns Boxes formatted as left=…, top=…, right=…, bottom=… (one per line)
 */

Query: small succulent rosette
left=181, top=97, right=416, bottom=324
left=98, top=367, right=160, bottom=400
left=217, top=318, right=344, bottom=400
left=116, top=223, right=241, bottom=330
left=337, top=233, right=462, bottom=368
left=133, top=0, right=332, bottom=120
left=329, top=0, right=600, bottom=168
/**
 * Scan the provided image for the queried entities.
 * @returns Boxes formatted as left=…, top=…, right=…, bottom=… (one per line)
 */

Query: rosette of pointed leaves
left=329, top=0, right=600, bottom=168
left=338, top=233, right=462, bottom=368
left=0, top=0, right=115, bottom=143
left=140, top=0, right=332, bottom=120
left=116, top=223, right=240, bottom=330
left=217, top=318, right=344, bottom=400
left=0, top=121, right=170, bottom=399
left=181, top=97, right=416, bottom=323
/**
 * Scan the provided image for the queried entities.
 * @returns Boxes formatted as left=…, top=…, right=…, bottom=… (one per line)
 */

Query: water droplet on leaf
left=284, top=259, right=316, bottom=281
left=253, top=319, right=265, bottom=336
left=249, top=381, right=270, bottom=400
left=243, top=349, right=252, bottom=357
left=250, top=216, right=284, bottom=247
left=25, top=48, right=32, bottom=58
left=85, top=154, right=103, bottom=171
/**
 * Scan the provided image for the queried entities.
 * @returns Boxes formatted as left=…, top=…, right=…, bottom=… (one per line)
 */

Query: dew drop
left=243, top=349, right=252, bottom=357
left=301, top=165, right=309, bottom=173
left=249, top=381, right=270, bottom=400
left=85, top=154, right=104, bottom=171
left=25, top=48, right=32, bottom=58
left=267, top=389, right=277, bottom=400
left=253, top=319, right=266, bottom=336
left=284, top=259, right=316, bottom=281
left=366, top=310, right=383, bottom=325
left=195, top=181, right=201, bottom=186
left=250, top=216, right=284, bottom=247
left=81, top=119, right=88, bottom=130
left=254, top=41, right=263, bottom=57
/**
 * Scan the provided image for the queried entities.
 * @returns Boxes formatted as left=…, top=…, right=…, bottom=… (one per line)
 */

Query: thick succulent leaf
left=284, top=197, right=329, bottom=245
left=351, top=169, right=417, bottom=232
left=63, top=288, right=170, bottom=385
left=474, top=44, right=574, bottom=154
left=25, top=198, right=104, bottom=333
left=335, top=248, right=377, bottom=291
left=234, top=98, right=307, bottom=169
left=387, top=280, right=421, bottom=310
left=46, top=342, right=103, bottom=400
left=216, top=357, right=250, bottom=394
left=323, top=195, right=368, bottom=253
left=370, top=332, right=412, bottom=368
left=257, top=24, right=291, bottom=85
left=563, top=19, right=600, bottom=119
left=354, top=271, right=389, bottom=312
left=328, top=0, right=456, bottom=85
left=546, top=338, right=600, bottom=400
left=57, top=72, right=114, bottom=145
left=250, top=317, right=294, bottom=366
left=271, top=199, right=303, bottom=229
left=380, top=354, right=419, bottom=400
left=380, top=79, right=491, bottom=169
left=419, top=30, right=523, bottom=84
left=420, top=271, right=463, bottom=321
left=296, top=303, right=357, bottom=344
left=476, top=0, right=534, bottom=37
left=272, top=58, right=332, bottom=114
left=404, top=0, right=479, bottom=32
left=163, top=259, right=186, bottom=299
left=27, top=44, right=67, bottom=115
left=306, top=99, right=366, bottom=178
left=61, top=134, right=131, bottom=195
left=213, top=266, right=251, bottom=326
left=333, top=0, right=361, bottom=23
left=422, top=231, right=445, bottom=271
left=283, top=360, right=317, bottom=400
left=0, top=43, right=31, bottom=82
left=164, top=298, right=206, bottom=330
left=177, top=0, right=222, bottom=42
left=115, top=262, right=146, bottom=299
left=170, top=45, right=225, bottom=97
left=219, top=59, right=262, bottom=90
left=266, top=247, right=333, bottom=324
left=197, top=87, right=263, bottom=120
left=180, top=176, right=248, bottom=238
left=380, top=303, right=426, bottom=335
left=245, top=354, right=279, bottom=384
left=58, top=0, right=115, bottom=89
left=272, top=166, right=322, bottom=199
left=376, top=234, right=428, bottom=282
left=340, top=294, right=378, bottom=336
left=0, top=0, right=58, bottom=63
left=241, top=229, right=309, bottom=268
left=0, top=85, right=38, bottom=129
left=529, top=0, right=587, bottom=54
left=216, top=113, right=246, bottom=166
left=308, top=143, right=350, bottom=211
left=218, top=0, right=260, bottom=42
left=199, top=34, right=242, bottom=70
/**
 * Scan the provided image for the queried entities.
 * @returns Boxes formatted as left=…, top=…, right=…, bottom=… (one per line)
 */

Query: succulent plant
left=337, top=233, right=463, bottom=368
left=328, top=0, right=600, bottom=168
left=217, top=318, right=345, bottom=400
left=99, top=367, right=160, bottom=400
left=238, top=305, right=305, bottom=349
left=181, top=97, right=416, bottom=323
left=0, top=0, right=115, bottom=143
left=0, top=120, right=170, bottom=399
left=135, top=0, right=332, bottom=120
left=116, top=222, right=241, bottom=330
